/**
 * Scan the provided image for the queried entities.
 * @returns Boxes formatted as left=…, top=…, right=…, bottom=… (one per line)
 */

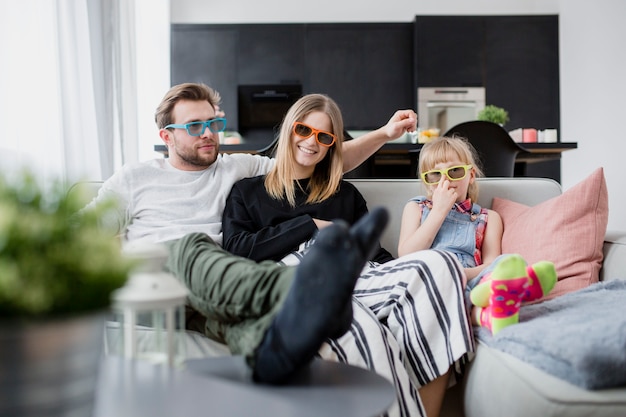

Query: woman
left=223, top=95, right=391, bottom=264
left=223, top=94, right=474, bottom=417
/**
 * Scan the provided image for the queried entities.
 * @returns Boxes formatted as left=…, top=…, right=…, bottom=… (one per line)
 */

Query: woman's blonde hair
left=265, top=94, right=344, bottom=207
left=418, top=136, right=483, bottom=201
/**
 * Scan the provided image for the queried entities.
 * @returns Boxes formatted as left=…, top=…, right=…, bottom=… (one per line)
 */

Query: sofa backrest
left=72, top=177, right=563, bottom=259
left=347, top=177, right=562, bottom=257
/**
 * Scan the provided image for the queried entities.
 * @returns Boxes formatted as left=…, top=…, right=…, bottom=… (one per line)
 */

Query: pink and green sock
left=471, top=259, right=557, bottom=307
left=476, top=255, right=528, bottom=334
left=522, top=261, right=557, bottom=302
left=470, top=254, right=557, bottom=335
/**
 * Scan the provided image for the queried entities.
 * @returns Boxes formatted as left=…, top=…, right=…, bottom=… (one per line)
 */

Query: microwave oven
left=417, top=87, right=486, bottom=133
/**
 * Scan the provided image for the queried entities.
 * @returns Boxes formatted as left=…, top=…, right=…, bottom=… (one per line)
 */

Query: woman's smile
left=297, top=144, right=317, bottom=155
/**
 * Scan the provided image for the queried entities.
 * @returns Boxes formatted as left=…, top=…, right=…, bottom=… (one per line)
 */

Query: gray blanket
left=475, top=280, right=626, bottom=389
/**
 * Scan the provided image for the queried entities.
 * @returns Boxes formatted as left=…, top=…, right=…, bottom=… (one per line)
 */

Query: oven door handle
left=427, top=102, right=477, bottom=108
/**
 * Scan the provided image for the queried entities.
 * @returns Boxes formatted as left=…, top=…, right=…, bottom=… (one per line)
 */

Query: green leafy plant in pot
left=0, top=170, right=135, bottom=416
left=477, top=105, right=510, bottom=126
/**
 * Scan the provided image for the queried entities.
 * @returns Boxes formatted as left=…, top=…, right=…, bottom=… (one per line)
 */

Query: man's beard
left=175, top=146, right=218, bottom=168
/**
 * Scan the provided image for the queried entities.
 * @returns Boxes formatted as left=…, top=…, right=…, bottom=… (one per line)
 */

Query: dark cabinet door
left=172, top=23, right=414, bottom=132
left=484, top=16, right=560, bottom=131
left=305, top=24, right=414, bottom=130
left=414, top=16, right=485, bottom=88
left=237, top=24, right=305, bottom=85
left=171, top=25, right=239, bottom=123
left=171, top=24, right=304, bottom=132
left=414, top=15, right=559, bottom=131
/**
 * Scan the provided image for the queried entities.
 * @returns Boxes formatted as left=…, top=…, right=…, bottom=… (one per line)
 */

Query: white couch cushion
left=463, top=342, right=626, bottom=417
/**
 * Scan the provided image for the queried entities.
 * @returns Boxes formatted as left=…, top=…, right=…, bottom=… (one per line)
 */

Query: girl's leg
left=417, top=370, right=451, bottom=417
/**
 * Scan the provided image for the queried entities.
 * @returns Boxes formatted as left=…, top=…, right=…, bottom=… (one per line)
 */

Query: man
left=85, top=83, right=428, bottom=413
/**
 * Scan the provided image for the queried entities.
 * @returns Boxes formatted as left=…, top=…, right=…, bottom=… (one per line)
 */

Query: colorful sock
left=474, top=254, right=528, bottom=335
left=470, top=259, right=558, bottom=307
left=522, top=261, right=557, bottom=302
left=476, top=304, right=489, bottom=327
left=469, top=279, right=492, bottom=308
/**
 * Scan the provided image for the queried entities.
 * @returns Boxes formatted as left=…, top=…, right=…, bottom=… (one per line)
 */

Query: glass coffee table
left=94, top=355, right=395, bottom=417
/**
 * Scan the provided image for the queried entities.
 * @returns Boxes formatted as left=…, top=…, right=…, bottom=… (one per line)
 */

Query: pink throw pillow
left=491, top=168, right=608, bottom=302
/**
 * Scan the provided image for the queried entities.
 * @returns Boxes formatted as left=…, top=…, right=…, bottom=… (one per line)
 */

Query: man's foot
left=252, top=208, right=389, bottom=384
left=349, top=206, right=390, bottom=261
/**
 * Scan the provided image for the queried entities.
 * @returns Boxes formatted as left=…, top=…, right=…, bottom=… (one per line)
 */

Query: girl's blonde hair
left=265, top=94, right=344, bottom=207
left=418, top=136, right=483, bottom=201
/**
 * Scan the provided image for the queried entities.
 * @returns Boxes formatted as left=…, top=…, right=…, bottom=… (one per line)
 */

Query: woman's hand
left=382, top=109, right=418, bottom=140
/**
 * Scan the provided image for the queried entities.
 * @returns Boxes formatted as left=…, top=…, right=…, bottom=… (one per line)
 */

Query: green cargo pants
left=164, top=232, right=295, bottom=360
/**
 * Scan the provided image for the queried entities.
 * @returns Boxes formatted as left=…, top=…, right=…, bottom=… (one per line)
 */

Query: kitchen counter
left=153, top=135, right=577, bottom=182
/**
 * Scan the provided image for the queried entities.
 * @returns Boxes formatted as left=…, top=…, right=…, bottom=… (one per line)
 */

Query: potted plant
left=0, top=170, right=134, bottom=416
left=477, top=105, right=510, bottom=126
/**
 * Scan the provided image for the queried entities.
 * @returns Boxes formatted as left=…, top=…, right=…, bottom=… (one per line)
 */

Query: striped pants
left=320, top=249, right=475, bottom=417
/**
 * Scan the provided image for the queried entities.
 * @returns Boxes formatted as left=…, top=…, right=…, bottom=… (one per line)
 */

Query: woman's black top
left=222, top=175, right=393, bottom=263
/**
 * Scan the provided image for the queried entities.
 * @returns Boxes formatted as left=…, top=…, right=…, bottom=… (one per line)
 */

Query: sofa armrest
left=601, top=230, right=626, bottom=282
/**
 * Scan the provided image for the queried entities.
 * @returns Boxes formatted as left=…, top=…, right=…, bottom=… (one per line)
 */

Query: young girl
left=398, top=136, right=503, bottom=281
left=398, top=136, right=556, bottom=335
left=223, top=94, right=474, bottom=417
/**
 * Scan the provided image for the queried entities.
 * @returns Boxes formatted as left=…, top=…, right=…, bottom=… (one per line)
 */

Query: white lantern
left=106, top=243, right=188, bottom=367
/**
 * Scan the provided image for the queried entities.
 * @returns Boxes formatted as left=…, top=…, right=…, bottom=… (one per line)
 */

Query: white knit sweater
left=86, top=153, right=274, bottom=246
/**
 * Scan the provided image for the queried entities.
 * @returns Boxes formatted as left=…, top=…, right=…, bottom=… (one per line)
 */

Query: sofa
left=80, top=176, right=626, bottom=417
left=349, top=177, right=626, bottom=417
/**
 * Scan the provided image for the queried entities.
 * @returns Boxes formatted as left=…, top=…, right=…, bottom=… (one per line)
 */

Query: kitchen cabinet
left=171, top=23, right=413, bottom=133
left=305, top=24, right=414, bottom=130
left=414, top=15, right=560, bottom=132
left=236, top=25, right=304, bottom=86
left=484, top=16, right=560, bottom=132
left=414, top=16, right=484, bottom=88
left=171, top=24, right=303, bottom=130
left=170, top=17, right=567, bottom=181
left=171, top=25, right=239, bottom=122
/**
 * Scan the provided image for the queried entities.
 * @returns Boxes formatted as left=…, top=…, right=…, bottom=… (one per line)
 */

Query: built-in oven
left=417, top=87, right=485, bottom=133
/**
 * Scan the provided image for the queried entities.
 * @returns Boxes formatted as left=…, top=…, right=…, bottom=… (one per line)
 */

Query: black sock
left=328, top=207, right=389, bottom=339
left=350, top=207, right=390, bottom=261
left=252, top=207, right=388, bottom=384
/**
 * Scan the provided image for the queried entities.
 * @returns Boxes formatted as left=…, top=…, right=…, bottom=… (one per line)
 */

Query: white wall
left=136, top=0, right=171, bottom=163
left=170, top=0, right=626, bottom=232
left=559, top=1, right=626, bottom=233
left=170, top=0, right=560, bottom=23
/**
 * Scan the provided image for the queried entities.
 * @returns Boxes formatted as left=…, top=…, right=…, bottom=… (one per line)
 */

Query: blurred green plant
left=0, top=170, right=134, bottom=317
left=477, top=105, right=510, bottom=125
